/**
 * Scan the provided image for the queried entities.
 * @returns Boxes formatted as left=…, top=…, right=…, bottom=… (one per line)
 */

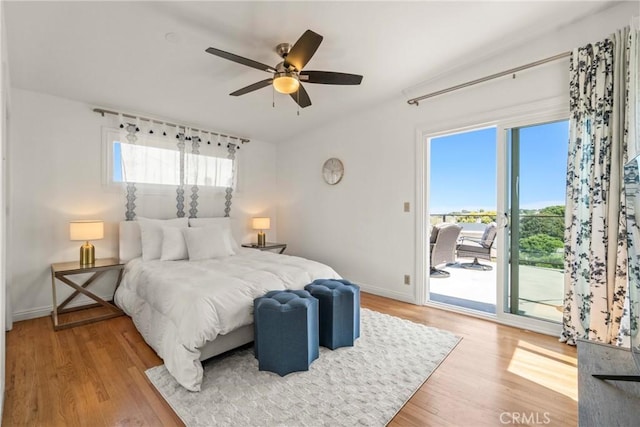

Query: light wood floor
left=2, top=293, right=578, bottom=426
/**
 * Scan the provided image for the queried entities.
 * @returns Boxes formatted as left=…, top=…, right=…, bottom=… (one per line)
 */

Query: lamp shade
left=69, top=220, right=104, bottom=241
left=273, top=74, right=300, bottom=94
left=252, top=217, right=271, bottom=230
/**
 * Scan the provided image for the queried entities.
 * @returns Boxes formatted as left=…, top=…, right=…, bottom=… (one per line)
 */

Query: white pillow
left=188, top=217, right=240, bottom=250
left=183, top=226, right=235, bottom=261
left=160, top=226, right=188, bottom=261
left=138, top=217, right=189, bottom=261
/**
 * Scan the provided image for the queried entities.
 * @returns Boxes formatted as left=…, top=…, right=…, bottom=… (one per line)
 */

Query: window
left=105, top=128, right=234, bottom=189
left=114, top=142, right=181, bottom=186
left=184, top=151, right=233, bottom=187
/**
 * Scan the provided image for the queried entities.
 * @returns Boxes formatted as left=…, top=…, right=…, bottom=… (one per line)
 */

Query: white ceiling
left=5, top=1, right=615, bottom=143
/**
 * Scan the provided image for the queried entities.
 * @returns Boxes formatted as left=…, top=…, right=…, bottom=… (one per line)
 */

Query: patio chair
left=430, top=223, right=463, bottom=278
left=456, top=222, right=497, bottom=271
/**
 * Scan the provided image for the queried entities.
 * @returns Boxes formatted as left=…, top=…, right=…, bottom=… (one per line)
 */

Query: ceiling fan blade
left=230, top=79, right=273, bottom=96
left=300, top=71, right=363, bottom=85
left=285, top=30, right=323, bottom=71
left=290, top=84, right=312, bottom=108
left=206, top=47, right=276, bottom=73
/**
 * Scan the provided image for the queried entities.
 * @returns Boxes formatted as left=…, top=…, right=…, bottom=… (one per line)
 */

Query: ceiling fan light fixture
left=273, top=72, right=300, bottom=94
left=206, top=29, right=362, bottom=108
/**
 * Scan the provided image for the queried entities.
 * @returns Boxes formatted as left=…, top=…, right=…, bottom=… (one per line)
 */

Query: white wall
left=8, top=88, right=278, bottom=321
left=276, top=2, right=637, bottom=303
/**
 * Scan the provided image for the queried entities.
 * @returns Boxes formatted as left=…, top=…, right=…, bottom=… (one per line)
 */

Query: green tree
left=539, top=206, right=564, bottom=216
left=520, top=233, right=564, bottom=255
left=520, top=205, right=565, bottom=240
left=455, top=210, right=496, bottom=224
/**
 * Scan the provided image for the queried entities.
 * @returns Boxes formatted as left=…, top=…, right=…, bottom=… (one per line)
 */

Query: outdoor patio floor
left=429, top=257, right=564, bottom=323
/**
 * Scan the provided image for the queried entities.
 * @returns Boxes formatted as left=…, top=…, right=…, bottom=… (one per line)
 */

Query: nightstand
left=241, top=242, right=287, bottom=254
left=51, top=257, right=125, bottom=330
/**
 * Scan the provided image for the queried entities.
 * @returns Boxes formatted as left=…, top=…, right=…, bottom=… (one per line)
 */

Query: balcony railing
left=430, top=213, right=496, bottom=226
left=430, top=213, right=565, bottom=269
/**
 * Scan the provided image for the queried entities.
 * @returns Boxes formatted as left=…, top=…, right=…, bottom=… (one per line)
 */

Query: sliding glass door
left=428, top=127, right=498, bottom=314
left=506, top=120, right=568, bottom=323
left=425, top=114, right=569, bottom=331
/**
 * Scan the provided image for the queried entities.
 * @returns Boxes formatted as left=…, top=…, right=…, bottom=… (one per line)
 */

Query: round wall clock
left=322, top=158, right=344, bottom=185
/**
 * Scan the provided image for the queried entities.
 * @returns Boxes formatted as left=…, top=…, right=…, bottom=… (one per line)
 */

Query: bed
left=114, top=218, right=340, bottom=391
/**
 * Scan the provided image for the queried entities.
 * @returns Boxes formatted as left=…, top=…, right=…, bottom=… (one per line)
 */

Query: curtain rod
left=92, top=107, right=250, bottom=143
left=406, top=51, right=571, bottom=106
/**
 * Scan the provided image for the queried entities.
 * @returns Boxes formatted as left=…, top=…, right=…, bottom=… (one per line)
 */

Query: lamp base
left=80, top=242, right=95, bottom=266
left=257, top=232, right=266, bottom=247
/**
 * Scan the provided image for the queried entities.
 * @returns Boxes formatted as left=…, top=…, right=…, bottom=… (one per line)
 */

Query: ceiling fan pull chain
left=272, top=85, right=275, bottom=108
left=297, top=90, right=300, bottom=116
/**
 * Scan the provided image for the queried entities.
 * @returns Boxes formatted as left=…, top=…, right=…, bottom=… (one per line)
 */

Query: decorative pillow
left=138, top=217, right=189, bottom=261
left=183, top=225, right=235, bottom=261
left=188, top=217, right=240, bottom=250
left=160, top=226, right=188, bottom=261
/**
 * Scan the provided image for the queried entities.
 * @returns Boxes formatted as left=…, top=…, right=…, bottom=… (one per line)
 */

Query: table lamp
left=70, top=220, right=104, bottom=266
left=252, top=217, right=270, bottom=247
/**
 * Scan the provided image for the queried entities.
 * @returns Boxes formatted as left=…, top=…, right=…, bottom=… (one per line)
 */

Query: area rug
left=146, top=308, right=461, bottom=426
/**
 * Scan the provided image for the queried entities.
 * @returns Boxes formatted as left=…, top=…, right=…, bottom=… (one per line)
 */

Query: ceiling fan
left=205, top=29, right=363, bottom=108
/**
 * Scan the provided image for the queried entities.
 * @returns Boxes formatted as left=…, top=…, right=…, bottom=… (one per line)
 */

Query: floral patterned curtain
left=561, top=28, right=632, bottom=345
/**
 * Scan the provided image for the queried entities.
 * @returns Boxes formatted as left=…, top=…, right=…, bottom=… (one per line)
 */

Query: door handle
left=502, top=212, right=509, bottom=228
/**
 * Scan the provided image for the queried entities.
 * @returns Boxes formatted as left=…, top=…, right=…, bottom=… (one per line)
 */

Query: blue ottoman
left=305, top=279, right=360, bottom=350
left=253, top=290, right=319, bottom=376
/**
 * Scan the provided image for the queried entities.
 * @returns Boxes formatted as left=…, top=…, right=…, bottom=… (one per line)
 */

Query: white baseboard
left=16, top=284, right=416, bottom=322
left=359, top=283, right=560, bottom=337
left=12, top=306, right=51, bottom=322
left=357, top=282, right=417, bottom=305
left=12, top=293, right=117, bottom=323
left=13, top=287, right=558, bottom=337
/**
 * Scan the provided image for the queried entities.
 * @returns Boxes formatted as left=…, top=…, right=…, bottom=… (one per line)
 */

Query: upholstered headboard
left=119, top=221, right=142, bottom=263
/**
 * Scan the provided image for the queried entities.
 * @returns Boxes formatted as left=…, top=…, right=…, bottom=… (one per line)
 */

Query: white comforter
left=114, top=248, right=340, bottom=391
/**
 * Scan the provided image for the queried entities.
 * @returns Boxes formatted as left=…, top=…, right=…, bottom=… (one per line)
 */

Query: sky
left=429, top=120, right=569, bottom=214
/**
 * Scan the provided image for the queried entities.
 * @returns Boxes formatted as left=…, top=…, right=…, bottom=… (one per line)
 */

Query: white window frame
left=102, top=127, right=235, bottom=195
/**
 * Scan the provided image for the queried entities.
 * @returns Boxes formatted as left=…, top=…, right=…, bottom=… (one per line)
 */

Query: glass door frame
left=416, top=99, right=567, bottom=336
left=495, top=112, right=567, bottom=334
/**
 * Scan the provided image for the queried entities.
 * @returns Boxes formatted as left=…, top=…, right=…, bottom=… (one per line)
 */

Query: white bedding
left=114, top=248, right=340, bottom=391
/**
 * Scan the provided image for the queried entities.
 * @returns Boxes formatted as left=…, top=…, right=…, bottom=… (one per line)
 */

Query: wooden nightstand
left=51, top=257, right=125, bottom=330
left=241, top=243, right=287, bottom=254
